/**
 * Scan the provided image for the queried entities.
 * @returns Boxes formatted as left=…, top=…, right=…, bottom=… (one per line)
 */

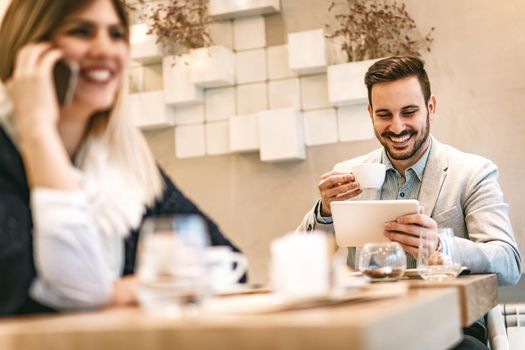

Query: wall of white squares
left=127, top=0, right=375, bottom=162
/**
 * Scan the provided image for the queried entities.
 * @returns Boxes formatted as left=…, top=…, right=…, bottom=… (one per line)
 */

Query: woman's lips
left=81, top=68, right=112, bottom=83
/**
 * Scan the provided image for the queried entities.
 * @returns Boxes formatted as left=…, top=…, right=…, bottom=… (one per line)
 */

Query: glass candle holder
left=357, top=242, right=407, bottom=282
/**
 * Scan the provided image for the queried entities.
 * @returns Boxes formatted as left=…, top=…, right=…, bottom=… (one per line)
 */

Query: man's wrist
left=319, top=201, right=330, bottom=217
left=315, top=201, right=333, bottom=224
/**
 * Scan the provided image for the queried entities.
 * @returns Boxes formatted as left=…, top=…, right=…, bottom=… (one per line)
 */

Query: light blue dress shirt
left=380, top=141, right=432, bottom=267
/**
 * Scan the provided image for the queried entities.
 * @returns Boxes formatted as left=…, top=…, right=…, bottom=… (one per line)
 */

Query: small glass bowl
left=357, top=242, right=407, bottom=282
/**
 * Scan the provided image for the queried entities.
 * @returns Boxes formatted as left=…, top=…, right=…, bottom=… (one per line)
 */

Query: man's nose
left=389, top=115, right=405, bottom=134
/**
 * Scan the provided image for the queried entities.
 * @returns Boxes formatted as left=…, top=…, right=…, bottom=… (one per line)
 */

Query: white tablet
left=330, top=200, right=419, bottom=247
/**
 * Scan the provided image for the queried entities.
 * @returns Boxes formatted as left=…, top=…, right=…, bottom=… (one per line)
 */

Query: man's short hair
left=364, top=56, right=431, bottom=105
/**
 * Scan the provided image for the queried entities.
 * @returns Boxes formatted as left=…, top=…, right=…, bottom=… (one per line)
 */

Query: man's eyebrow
left=401, top=105, right=420, bottom=110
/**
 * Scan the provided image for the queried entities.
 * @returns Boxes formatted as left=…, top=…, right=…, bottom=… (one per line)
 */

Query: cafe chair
left=487, top=304, right=509, bottom=350
left=503, top=303, right=525, bottom=350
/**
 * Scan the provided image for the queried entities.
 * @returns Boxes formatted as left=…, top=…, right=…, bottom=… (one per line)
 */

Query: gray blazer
left=297, top=137, right=522, bottom=285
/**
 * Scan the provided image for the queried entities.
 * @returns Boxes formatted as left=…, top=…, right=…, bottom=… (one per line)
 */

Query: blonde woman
left=0, top=0, right=240, bottom=316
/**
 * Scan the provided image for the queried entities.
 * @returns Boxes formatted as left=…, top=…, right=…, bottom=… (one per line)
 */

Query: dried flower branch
left=325, top=0, right=435, bottom=62
left=129, top=0, right=213, bottom=56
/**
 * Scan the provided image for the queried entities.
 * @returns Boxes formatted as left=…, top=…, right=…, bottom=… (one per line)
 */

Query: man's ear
left=428, top=95, right=437, bottom=121
left=368, top=104, right=373, bottom=119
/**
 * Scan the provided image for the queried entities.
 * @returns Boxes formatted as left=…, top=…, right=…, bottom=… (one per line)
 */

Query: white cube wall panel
left=208, top=21, right=233, bottom=50
left=235, top=49, right=267, bottom=84
left=128, top=91, right=174, bottom=130
left=303, top=108, right=338, bottom=146
left=337, top=104, right=375, bottom=142
left=267, top=45, right=298, bottom=80
left=259, top=108, right=306, bottom=162
left=190, top=45, right=235, bottom=88
left=210, top=0, right=280, bottom=20
left=205, top=87, right=236, bottom=122
left=327, top=59, right=379, bottom=106
left=268, top=78, right=301, bottom=110
left=236, top=82, right=268, bottom=115
left=230, top=114, right=259, bottom=152
left=300, top=74, right=333, bottom=110
left=175, top=124, right=206, bottom=159
left=130, top=23, right=163, bottom=64
left=233, top=16, right=266, bottom=51
left=172, top=104, right=205, bottom=125
left=288, top=29, right=328, bottom=75
left=206, top=121, right=231, bottom=156
left=163, top=55, right=204, bottom=106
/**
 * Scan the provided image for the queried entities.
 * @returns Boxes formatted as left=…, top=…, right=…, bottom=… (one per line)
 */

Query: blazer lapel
left=418, top=136, right=448, bottom=216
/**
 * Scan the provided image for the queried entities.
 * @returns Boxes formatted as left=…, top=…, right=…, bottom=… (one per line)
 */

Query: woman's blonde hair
left=0, top=0, right=163, bottom=206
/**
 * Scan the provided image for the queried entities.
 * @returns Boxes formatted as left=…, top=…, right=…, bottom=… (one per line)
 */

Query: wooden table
left=408, top=274, right=498, bottom=326
left=0, top=288, right=461, bottom=350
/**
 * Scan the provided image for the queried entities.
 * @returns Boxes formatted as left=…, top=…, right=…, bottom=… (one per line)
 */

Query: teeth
left=85, top=69, right=111, bottom=82
left=391, top=134, right=411, bottom=143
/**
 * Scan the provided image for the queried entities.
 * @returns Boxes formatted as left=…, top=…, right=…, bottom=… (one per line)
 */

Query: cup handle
left=226, top=252, right=248, bottom=284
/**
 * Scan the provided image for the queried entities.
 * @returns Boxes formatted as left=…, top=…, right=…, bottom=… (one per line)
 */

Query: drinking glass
left=417, top=228, right=462, bottom=281
left=136, top=215, right=210, bottom=316
left=357, top=242, right=406, bottom=282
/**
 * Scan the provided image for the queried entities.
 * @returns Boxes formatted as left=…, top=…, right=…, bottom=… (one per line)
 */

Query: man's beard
left=377, top=111, right=430, bottom=161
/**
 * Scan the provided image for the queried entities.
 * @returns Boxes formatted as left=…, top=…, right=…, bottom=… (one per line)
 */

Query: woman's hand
left=6, top=43, right=63, bottom=137
left=5, top=43, right=79, bottom=190
left=112, top=276, right=138, bottom=306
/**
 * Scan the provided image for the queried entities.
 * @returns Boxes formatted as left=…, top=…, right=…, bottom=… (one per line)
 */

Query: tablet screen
left=331, top=200, right=419, bottom=247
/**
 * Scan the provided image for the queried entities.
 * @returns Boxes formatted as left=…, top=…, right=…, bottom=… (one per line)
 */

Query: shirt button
left=400, top=192, right=405, bottom=198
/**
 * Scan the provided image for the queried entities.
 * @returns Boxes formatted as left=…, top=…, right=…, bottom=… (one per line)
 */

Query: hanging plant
left=325, top=0, right=435, bottom=62
left=128, top=0, right=213, bottom=56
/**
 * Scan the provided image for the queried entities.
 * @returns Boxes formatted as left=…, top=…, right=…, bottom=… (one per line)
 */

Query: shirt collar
left=382, top=137, right=432, bottom=181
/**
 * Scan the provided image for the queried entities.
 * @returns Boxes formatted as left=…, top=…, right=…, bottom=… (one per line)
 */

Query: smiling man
left=298, top=56, right=521, bottom=284
left=298, top=56, right=522, bottom=348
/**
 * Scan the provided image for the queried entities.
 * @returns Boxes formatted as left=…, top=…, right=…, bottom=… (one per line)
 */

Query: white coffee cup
left=206, top=246, right=247, bottom=293
left=351, top=163, right=386, bottom=189
left=271, top=232, right=329, bottom=300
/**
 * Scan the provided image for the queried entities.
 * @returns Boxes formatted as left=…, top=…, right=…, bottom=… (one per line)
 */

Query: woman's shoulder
left=145, top=168, right=197, bottom=216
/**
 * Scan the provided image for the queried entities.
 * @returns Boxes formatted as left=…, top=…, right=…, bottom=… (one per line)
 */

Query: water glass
left=417, top=228, right=462, bottom=281
left=136, top=215, right=210, bottom=316
left=357, top=242, right=406, bottom=282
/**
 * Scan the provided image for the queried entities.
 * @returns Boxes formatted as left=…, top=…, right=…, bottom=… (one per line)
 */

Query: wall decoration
left=126, top=1, right=389, bottom=162
left=130, top=0, right=212, bottom=57
left=229, top=114, right=260, bottom=153
left=209, top=0, right=280, bottom=20
left=287, top=29, right=328, bottom=75
left=259, top=108, right=306, bottom=162
left=325, top=0, right=434, bottom=63
left=324, top=0, right=435, bottom=106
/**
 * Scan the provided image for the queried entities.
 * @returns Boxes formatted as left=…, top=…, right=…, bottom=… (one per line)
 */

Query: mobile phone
left=53, top=59, right=79, bottom=106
